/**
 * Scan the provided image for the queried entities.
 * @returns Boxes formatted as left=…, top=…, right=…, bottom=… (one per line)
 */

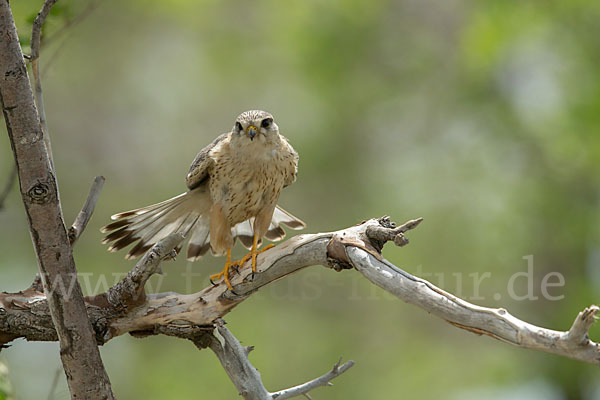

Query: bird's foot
left=235, top=244, right=275, bottom=279
left=209, top=260, right=236, bottom=290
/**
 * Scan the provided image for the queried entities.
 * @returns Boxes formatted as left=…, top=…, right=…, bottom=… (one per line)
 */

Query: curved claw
left=209, top=244, right=276, bottom=290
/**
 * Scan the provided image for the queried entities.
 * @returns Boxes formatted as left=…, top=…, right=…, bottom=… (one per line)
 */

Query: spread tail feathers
left=101, top=189, right=305, bottom=261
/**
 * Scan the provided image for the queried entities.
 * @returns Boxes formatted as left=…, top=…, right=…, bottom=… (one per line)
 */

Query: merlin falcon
left=101, top=110, right=305, bottom=289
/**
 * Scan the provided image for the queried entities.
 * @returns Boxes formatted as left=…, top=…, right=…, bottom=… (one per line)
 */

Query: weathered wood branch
left=104, top=233, right=184, bottom=320
left=29, top=0, right=57, bottom=61
left=1, top=216, right=597, bottom=371
left=68, top=175, right=105, bottom=245
left=270, top=357, right=354, bottom=400
left=195, top=319, right=271, bottom=400
left=191, top=319, right=353, bottom=400
left=345, top=245, right=600, bottom=366
left=0, top=1, right=115, bottom=398
left=29, top=0, right=56, bottom=169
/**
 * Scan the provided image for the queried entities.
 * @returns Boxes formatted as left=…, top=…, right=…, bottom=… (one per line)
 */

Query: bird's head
left=233, top=110, right=278, bottom=143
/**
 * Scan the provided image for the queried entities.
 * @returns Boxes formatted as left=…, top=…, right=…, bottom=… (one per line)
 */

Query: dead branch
left=105, top=233, right=184, bottom=314
left=68, top=176, right=105, bottom=245
left=191, top=320, right=353, bottom=400
left=344, top=244, right=600, bottom=366
left=29, top=0, right=57, bottom=61
left=197, top=320, right=271, bottom=400
left=0, top=1, right=115, bottom=398
left=1, top=216, right=597, bottom=372
left=270, top=357, right=355, bottom=400
left=29, top=0, right=56, bottom=169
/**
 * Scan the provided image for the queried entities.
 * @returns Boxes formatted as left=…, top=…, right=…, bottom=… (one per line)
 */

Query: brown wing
left=281, top=135, right=299, bottom=188
left=185, top=132, right=229, bottom=190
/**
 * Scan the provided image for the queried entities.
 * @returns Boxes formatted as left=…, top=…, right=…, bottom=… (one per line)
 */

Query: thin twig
left=0, top=164, right=17, bottom=210
left=68, top=176, right=105, bottom=245
left=270, top=358, right=355, bottom=400
left=44, top=0, right=101, bottom=47
left=42, top=0, right=103, bottom=77
left=30, top=0, right=58, bottom=169
left=196, top=321, right=354, bottom=400
left=30, top=0, right=57, bottom=61
left=31, top=58, right=53, bottom=168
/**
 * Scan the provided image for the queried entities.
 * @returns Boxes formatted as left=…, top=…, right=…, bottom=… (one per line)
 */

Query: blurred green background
left=1, top=0, right=600, bottom=398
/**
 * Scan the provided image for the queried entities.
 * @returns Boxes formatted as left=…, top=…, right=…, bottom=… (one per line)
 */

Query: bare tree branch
left=0, top=1, right=115, bottom=398
left=0, top=165, right=17, bottom=210
left=29, top=0, right=57, bottom=61
left=105, top=233, right=184, bottom=317
left=29, top=0, right=56, bottom=169
left=270, top=357, right=355, bottom=400
left=44, top=0, right=102, bottom=48
left=68, top=175, right=105, bottom=245
left=1, top=216, right=597, bottom=370
left=191, top=320, right=353, bottom=400
left=197, top=320, right=271, bottom=400
left=344, top=241, right=600, bottom=366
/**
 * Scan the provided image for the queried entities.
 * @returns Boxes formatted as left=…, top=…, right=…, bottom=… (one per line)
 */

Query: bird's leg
left=235, top=235, right=274, bottom=278
left=209, top=248, right=235, bottom=290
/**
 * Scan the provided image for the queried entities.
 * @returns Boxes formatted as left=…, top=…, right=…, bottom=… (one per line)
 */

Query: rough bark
left=0, top=2, right=114, bottom=398
left=1, top=217, right=597, bottom=369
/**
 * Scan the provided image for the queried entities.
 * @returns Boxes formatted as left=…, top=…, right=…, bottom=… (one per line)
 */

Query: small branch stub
left=68, top=175, right=105, bottom=245
left=566, top=305, right=599, bottom=346
left=106, top=232, right=185, bottom=310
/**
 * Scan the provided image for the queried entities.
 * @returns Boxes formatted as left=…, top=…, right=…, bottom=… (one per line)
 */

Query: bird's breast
left=210, top=154, right=287, bottom=226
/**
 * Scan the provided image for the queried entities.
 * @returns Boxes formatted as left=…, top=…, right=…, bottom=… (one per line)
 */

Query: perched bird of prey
left=101, top=110, right=305, bottom=289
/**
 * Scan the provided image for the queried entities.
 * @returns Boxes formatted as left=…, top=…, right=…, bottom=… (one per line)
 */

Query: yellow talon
left=237, top=237, right=274, bottom=274
left=252, top=243, right=274, bottom=273
left=210, top=240, right=276, bottom=289
left=209, top=249, right=235, bottom=290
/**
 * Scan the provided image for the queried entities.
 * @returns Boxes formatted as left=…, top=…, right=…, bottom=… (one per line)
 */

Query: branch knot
left=27, top=181, right=54, bottom=204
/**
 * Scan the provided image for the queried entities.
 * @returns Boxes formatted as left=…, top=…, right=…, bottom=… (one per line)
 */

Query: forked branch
left=0, top=216, right=598, bottom=398
left=191, top=320, right=354, bottom=400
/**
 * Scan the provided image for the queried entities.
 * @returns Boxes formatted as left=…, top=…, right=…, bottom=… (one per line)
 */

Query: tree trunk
left=0, top=2, right=115, bottom=398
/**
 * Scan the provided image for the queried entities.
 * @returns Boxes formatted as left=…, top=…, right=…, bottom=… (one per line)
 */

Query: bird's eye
left=261, top=118, right=272, bottom=129
left=235, top=122, right=243, bottom=131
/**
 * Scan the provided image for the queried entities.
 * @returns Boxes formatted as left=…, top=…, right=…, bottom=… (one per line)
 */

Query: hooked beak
left=246, top=125, right=258, bottom=140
